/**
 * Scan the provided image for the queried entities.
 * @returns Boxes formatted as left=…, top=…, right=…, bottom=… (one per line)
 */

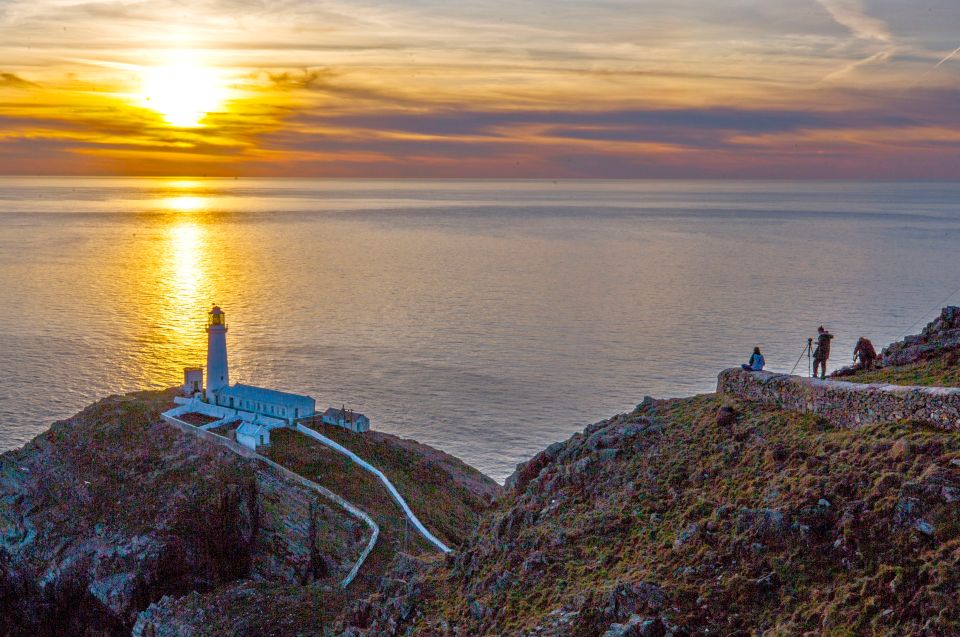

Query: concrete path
left=162, top=414, right=379, bottom=588
left=296, top=423, right=453, bottom=554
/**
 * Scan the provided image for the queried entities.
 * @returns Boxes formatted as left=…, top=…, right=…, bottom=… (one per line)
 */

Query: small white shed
left=321, top=406, right=370, bottom=433
left=183, top=367, right=204, bottom=396
left=236, top=422, right=270, bottom=450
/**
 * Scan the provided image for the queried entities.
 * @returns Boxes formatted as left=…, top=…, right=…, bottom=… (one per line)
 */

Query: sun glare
left=140, top=52, right=227, bottom=127
left=162, top=195, right=206, bottom=212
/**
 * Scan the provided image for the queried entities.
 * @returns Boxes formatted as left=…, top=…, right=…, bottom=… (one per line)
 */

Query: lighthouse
left=205, top=305, right=229, bottom=400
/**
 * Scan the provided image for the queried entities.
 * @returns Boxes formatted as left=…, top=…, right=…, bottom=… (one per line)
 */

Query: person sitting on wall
left=853, top=336, right=878, bottom=370
left=813, top=326, right=834, bottom=379
left=741, top=346, right=765, bottom=372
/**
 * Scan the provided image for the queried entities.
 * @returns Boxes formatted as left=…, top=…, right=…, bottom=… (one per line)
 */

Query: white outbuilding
left=236, top=421, right=271, bottom=450
left=183, top=367, right=203, bottom=396
left=321, top=406, right=370, bottom=433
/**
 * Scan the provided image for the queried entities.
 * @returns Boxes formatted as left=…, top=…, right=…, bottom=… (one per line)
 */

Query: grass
left=402, top=393, right=960, bottom=636
left=297, top=418, right=499, bottom=544
left=836, top=351, right=960, bottom=388
left=263, top=422, right=497, bottom=595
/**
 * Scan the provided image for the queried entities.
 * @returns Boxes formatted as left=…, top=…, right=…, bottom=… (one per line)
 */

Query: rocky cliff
left=335, top=320, right=960, bottom=636
left=0, top=389, right=369, bottom=636
left=883, top=306, right=960, bottom=367
left=0, top=390, right=497, bottom=636
left=340, top=394, right=960, bottom=636
left=6, top=316, right=960, bottom=636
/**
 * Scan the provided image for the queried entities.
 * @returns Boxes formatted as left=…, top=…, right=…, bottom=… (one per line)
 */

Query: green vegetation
left=837, top=350, right=960, bottom=388
left=387, top=393, right=960, bottom=635
left=299, top=418, right=499, bottom=544
left=264, top=421, right=497, bottom=594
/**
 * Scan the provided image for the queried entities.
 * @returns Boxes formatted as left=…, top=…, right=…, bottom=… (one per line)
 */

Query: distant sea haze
left=1, top=178, right=958, bottom=482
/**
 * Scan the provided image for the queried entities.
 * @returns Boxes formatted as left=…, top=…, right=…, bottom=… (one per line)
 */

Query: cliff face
left=0, top=389, right=499, bottom=637
left=0, top=390, right=367, bottom=637
left=333, top=318, right=960, bottom=636
left=340, top=394, right=960, bottom=636
left=883, top=306, right=960, bottom=367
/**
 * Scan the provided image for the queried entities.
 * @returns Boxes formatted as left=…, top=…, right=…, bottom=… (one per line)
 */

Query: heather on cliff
left=337, top=318, right=960, bottom=636
left=0, top=389, right=497, bottom=637
left=0, top=390, right=370, bottom=636
left=342, top=393, right=960, bottom=636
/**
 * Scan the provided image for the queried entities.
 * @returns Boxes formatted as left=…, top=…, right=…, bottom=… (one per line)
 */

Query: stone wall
left=717, top=368, right=960, bottom=431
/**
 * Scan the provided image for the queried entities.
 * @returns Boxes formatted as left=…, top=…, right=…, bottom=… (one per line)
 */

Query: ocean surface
left=1, top=178, right=958, bottom=481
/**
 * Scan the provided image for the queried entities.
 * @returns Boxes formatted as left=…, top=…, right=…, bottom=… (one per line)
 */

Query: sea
left=1, top=178, right=958, bottom=482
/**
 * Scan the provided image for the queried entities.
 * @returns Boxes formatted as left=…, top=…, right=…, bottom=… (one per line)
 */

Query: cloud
left=933, top=45, right=960, bottom=69
left=2, top=0, right=960, bottom=177
left=816, top=0, right=892, bottom=42
left=291, top=104, right=922, bottom=142
left=821, top=48, right=894, bottom=82
left=261, top=68, right=412, bottom=103
left=815, top=0, right=897, bottom=83
left=0, top=72, right=37, bottom=87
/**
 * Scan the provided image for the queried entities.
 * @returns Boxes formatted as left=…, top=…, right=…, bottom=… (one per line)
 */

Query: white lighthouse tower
left=205, top=305, right=229, bottom=400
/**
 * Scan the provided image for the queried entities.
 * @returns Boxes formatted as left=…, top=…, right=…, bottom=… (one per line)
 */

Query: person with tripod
left=812, top=326, right=833, bottom=379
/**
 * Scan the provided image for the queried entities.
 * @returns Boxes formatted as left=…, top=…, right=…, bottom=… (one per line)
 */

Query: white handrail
left=295, top=423, right=452, bottom=554
left=161, top=414, right=379, bottom=588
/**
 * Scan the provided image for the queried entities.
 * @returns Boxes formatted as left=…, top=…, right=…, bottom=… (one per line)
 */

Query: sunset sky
left=1, top=0, right=958, bottom=178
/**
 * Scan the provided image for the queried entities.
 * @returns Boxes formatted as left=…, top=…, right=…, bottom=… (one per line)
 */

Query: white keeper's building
left=164, top=305, right=339, bottom=451
left=212, top=384, right=316, bottom=425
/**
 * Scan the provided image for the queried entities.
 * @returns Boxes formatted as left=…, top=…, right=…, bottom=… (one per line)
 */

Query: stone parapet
left=717, top=368, right=960, bottom=431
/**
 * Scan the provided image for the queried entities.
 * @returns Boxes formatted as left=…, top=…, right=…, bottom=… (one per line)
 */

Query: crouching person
left=853, top=336, right=877, bottom=370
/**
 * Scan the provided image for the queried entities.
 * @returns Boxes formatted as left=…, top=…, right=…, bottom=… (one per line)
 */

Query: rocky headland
left=334, top=311, right=960, bottom=636
left=3, top=310, right=960, bottom=636
left=0, top=390, right=497, bottom=636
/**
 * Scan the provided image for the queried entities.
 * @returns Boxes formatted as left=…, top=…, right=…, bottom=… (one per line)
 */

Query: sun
left=140, top=52, right=227, bottom=127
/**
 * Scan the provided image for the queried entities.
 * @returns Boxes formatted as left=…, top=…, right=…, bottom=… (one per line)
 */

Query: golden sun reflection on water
left=162, top=195, right=206, bottom=213
left=168, top=221, right=205, bottom=313
left=168, top=179, right=202, bottom=189
left=126, top=216, right=213, bottom=387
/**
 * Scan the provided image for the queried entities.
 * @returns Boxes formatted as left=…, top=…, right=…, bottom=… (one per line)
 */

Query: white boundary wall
left=161, top=414, right=379, bottom=588
left=296, top=424, right=452, bottom=554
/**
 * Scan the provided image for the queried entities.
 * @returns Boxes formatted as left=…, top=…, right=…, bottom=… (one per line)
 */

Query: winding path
left=295, top=423, right=453, bottom=554
left=161, top=414, right=380, bottom=588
